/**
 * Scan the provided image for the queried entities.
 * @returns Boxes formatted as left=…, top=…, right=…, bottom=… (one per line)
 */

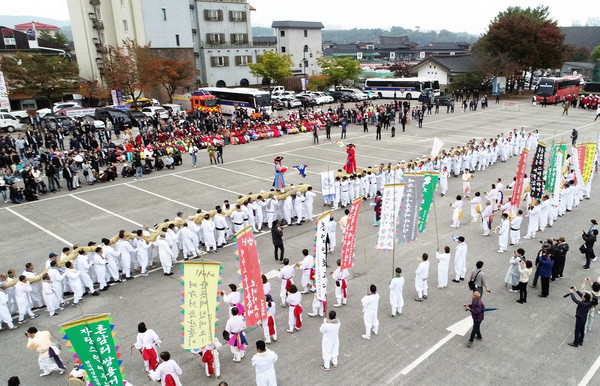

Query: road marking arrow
left=387, top=316, right=472, bottom=384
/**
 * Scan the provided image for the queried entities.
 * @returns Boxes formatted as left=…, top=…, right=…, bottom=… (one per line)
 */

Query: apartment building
left=67, top=0, right=194, bottom=83
left=271, top=21, right=324, bottom=76
left=190, top=0, right=275, bottom=87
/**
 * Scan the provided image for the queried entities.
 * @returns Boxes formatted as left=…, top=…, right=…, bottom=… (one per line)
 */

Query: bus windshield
left=536, top=79, right=556, bottom=96
left=255, top=94, right=271, bottom=107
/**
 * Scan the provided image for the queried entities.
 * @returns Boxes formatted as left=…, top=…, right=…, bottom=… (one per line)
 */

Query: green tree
left=307, top=75, right=330, bottom=91
left=38, top=30, right=70, bottom=48
left=155, top=57, right=198, bottom=103
left=0, top=52, right=78, bottom=104
left=249, top=51, right=293, bottom=85
left=103, top=39, right=159, bottom=104
left=317, top=57, right=361, bottom=86
left=472, top=5, right=565, bottom=90
left=591, top=45, right=600, bottom=63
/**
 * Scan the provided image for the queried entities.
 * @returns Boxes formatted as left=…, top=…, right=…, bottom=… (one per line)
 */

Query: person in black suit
left=568, top=286, right=592, bottom=347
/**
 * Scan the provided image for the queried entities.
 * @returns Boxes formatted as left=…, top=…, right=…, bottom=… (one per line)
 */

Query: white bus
left=200, top=87, right=272, bottom=116
left=364, top=77, right=440, bottom=99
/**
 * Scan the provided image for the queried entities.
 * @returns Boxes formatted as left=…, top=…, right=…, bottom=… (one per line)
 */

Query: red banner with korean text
left=340, top=196, right=362, bottom=270
left=577, top=145, right=587, bottom=177
left=510, top=149, right=528, bottom=206
left=236, top=226, right=267, bottom=328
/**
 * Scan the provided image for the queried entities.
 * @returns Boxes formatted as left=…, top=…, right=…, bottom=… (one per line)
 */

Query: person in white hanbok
left=436, top=246, right=451, bottom=288
left=361, top=284, right=380, bottom=339
left=41, top=274, right=61, bottom=317
left=320, top=311, right=341, bottom=370
left=524, top=200, right=541, bottom=239
left=453, top=237, right=468, bottom=282
left=450, top=195, right=463, bottom=228
left=15, top=276, right=36, bottom=323
left=133, top=322, right=161, bottom=372
left=116, top=230, right=137, bottom=279
left=496, top=213, right=510, bottom=253
left=134, top=231, right=152, bottom=276
left=389, top=267, right=404, bottom=316
left=252, top=341, right=278, bottom=386
left=155, top=233, right=174, bottom=275
left=179, top=222, right=197, bottom=259
left=149, top=351, right=182, bottom=386
left=201, top=214, right=217, bottom=252
left=26, top=327, right=65, bottom=376
left=65, top=261, right=84, bottom=305
left=414, top=254, right=430, bottom=301
left=510, top=210, right=523, bottom=246
left=0, top=288, right=17, bottom=330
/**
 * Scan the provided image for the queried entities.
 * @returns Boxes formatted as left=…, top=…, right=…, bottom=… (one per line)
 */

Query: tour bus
left=364, top=77, right=440, bottom=99
left=200, top=87, right=272, bottom=116
left=535, top=75, right=582, bottom=103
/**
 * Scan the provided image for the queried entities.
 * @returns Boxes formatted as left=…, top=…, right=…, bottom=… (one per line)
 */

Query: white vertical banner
left=553, top=151, right=563, bottom=207
left=376, top=184, right=405, bottom=251
left=314, top=211, right=331, bottom=301
left=0, top=71, right=10, bottom=109
left=320, top=170, right=336, bottom=203
left=430, top=137, right=444, bottom=158
left=572, top=146, right=585, bottom=192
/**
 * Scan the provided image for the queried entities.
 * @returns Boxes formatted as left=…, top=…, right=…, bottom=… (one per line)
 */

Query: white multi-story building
left=67, top=0, right=194, bottom=83
left=190, top=0, right=275, bottom=87
left=271, top=21, right=324, bottom=76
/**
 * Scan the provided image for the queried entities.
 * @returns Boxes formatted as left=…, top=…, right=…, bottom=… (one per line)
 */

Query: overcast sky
left=3, top=0, right=597, bottom=35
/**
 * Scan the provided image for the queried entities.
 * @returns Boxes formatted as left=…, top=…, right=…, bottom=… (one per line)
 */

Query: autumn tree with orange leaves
left=155, top=57, right=198, bottom=103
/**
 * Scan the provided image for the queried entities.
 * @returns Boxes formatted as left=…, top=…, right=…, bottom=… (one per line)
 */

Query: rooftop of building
left=14, top=22, right=60, bottom=31
left=271, top=21, right=324, bottom=29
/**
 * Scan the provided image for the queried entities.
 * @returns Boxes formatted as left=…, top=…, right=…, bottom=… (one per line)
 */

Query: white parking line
left=5, top=207, right=73, bottom=246
left=124, top=183, right=198, bottom=209
left=579, top=354, right=600, bottom=386
left=172, top=174, right=244, bottom=196
left=69, top=194, right=143, bottom=227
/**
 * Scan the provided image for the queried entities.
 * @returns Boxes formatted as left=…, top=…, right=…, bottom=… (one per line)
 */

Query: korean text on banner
left=418, top=173, right=439, bottom=232
left=376, top=184, right=405, bottom=250
left=236, top=226, right=266, bottom=327
left=577, top=145, right=587, bottom=177
left=530, top=142, right=546, bottom=199
left=341, top=197, right=362, bottom=270
left=182, top=261, right=220, bottom=350
left=553, top=151, right=563, bottom=206
left=320, top=171, right=336, bottom=203
left=583, top=143, right=597, bottom=184
left=397, top=173, right=424, bottom=244
left=510, top=150, right=529, bottom=206
left=314, top=212, right=331, bottom=301
left=61, top=314, right=123, bottom=386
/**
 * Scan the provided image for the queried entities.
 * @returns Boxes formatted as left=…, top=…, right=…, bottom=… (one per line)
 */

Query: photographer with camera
left=580, top=277, right=600, bottom=333
left=552, top=237, right=569, bottom=280
left=581, top=229, right=598, bottom=270
left=567, top=285, right=592, bottom=347
left=537, top=242, right=554, bottom=298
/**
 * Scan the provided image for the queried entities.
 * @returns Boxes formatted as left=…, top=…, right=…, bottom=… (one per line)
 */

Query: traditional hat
left=274, top=156, right=283, bottom=163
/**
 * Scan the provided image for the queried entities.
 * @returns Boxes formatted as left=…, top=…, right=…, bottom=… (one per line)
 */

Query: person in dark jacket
left=568, top=286, right=592, bottom=347
left=271, top=219, right=284, bottom=262
left=552, top=237, right=569, bottom=280
left=465, top=291, right=484, bottom=348
left=582, top=229, right=597, bottom=270
left=538, top=247, right=554, bottom=297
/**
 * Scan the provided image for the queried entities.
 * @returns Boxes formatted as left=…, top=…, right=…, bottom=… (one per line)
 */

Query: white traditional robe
left=361, top=292, right=380, bottom=337
left=149, top=359, right=182, bottom=386
left=435, top=252, right=451, bottom=287
left=320, top=319, right=340, bottom=368
left=389, top=275, right=404, bottom=315
left=415, top=260, right=430, bottom=298
left=454, top=242, right=468, bottom=281
left=252, top=349, right=278, bottom=386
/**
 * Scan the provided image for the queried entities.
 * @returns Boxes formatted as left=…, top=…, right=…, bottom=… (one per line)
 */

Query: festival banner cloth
left=341, top=197, right=362, bottom=270
left=181, top=261, right=220, bottom=350
left=544, top=139, right=556, bottom=193
left=553, top=151, right=564, bottom=206
left=577, top=145, right=587, bottom=177
left=235, top=226, right=266, bottom=327
left=572, top=147, right=585, bottom=189
left=583, top=143, right=597, bottom=184
left=320, top=171, right=336, bottom=203
left=530, top=142, right=546, bottom=199
left=314, top=212, right=331, bottom=302
left=397, top=173, right=424, bottom=244
left=60, top=314, right=123, bottom=386
left=376, top=184, right=405, bottom=250
left=418, top=173, right=439, bottom=233
left=510, top=150, right=529, bottom=206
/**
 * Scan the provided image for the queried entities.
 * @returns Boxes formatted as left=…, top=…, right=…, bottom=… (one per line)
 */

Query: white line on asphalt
left=124, top=183, right=197, bottom=209
left=5, top=207, right=73, bottom=246
left=213, top=165, right=273, bottom=181
left=69, top=194, right=143, bottom=227
left=579, top=354, right=600, bottom=386
left=172, top=174, right=244, bottom=196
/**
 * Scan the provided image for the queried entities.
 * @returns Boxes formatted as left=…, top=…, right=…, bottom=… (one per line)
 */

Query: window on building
left=162, top=8, right=167, bottom=21
left=281, top=46, right=286, bottom=53
left=176, top=34, right=180, bottom=46
left=230, top=10, right=246, bottom=22
left=95, top=7, right=101, bottom=19
left=235, top=55, right=252, bottom=66
left=231, top=33, right=248, bottom=45
left=304, top=29, right=308, bottom=37
left=211, top=56, right=230, bottom=67
left=99, top=32, right=105, bottom=43
left=123, top=19, right=129, bottom=32
left=204, top=9, right=223, bottom=21
left=190, top=8, right=194, bottom=20
left=206, top=33, right=225, bottom=44
left=192, top=31, right=196, bottom=44
left=280, top=30, right=285, bottom=37
left=304, top=45, right=309, bottom=53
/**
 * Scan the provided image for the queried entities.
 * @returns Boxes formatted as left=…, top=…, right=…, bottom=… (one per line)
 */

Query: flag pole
left=432, top=196, right=440, bottom=251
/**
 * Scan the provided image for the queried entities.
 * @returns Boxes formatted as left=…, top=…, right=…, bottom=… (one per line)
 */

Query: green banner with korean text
left=418, top=173, right=439, bottom=232
left=61, top=314, right=123, bottom=386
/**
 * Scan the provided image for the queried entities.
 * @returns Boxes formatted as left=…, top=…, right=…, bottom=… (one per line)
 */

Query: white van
left=0, top=113, right=23, bottom=132
left=162, top=104, right=186, bottom=116
left=340, top=88, right=368, bottom=101
left=53, top=102, right=82, bottom=113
